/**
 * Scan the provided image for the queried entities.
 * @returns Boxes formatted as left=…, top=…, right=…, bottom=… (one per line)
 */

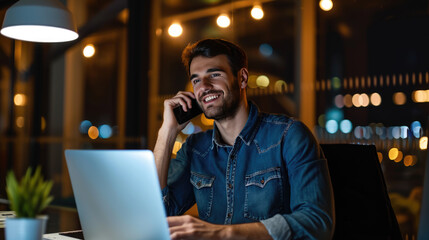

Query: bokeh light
left=83, top=44, right=95, bottom=58
left=16, top=116, right=24, bottom=128
left=251, top=5, right=264, bottom=20
left=343, top=94, right=353, bottom=108
left=99, top=124, right=113, bottom=139
left=88, top=126, right=99, bottom=139
left=319, top=0, right=333, bottom=11
left=216, top=14, right=231, bottom=28
left=168, top=23, right=183, bottom=37
left=80, top=120, right=92, bottom=134
left=14, top=93, right=27, bottom=106
left=326, top=120, right=338, bottom=134
left=340, top=119, right=352, bottom=134
left=274, top=80, right=287, bottom=93
left=388, top=148, right=399, bottom=160
left=248, top=75, right=258, bottom=88
left=393, top=92, right=406, bottom=105
left=420, top=136, right=428, bottom=150
left=370, top=93, right=382, bottom=106
left=256, top=75, right=269, bottom=87
left=334, top=94, right=344, bottom=108
left=411, top=121, right=422, bottom=138
left=332, top=77, right=341, bottom=89
left=259, top=43, right=273, bottom=57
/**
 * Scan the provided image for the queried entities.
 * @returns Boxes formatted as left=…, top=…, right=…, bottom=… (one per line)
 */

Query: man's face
left=190, top=54, right=242, bottom=121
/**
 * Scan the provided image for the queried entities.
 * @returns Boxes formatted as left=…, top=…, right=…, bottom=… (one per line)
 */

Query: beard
left=199, top=80, right=241, bottom=121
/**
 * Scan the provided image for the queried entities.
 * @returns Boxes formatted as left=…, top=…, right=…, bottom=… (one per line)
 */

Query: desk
left=0, top=204, right=81, bottom=240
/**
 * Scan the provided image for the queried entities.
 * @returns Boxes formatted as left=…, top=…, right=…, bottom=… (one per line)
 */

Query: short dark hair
left=181, top=38, right=248, bottom=76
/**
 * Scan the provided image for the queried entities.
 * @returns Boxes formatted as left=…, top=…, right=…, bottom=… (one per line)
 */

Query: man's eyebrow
left=206, top=68, right=225, bottom=73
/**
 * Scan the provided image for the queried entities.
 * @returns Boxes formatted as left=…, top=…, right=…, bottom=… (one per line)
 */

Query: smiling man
left=154, top=39, right=335, bottom=240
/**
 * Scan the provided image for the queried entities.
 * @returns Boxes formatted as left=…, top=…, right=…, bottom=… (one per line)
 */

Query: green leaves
left=5, top=166, right=54, bottom=218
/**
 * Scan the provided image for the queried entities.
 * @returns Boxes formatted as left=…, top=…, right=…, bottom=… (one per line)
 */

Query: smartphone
left=173, top=98, right=203, bottom=124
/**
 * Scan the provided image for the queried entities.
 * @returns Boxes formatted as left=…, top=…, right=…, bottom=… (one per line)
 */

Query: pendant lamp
left=1, top=0, right=78, bottom=43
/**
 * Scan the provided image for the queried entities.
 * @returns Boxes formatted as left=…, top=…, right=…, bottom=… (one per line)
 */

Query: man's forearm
left=224, top=222, right=272, bottom=240
left=154, top=126, right=179, bottom=189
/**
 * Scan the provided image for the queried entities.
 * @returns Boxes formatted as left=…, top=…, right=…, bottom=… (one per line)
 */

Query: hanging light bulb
left=83, top=44, right=95, bottom=58
left=168, top=23, right=183, bottom=37
left=216, top=14, right=231, bottom=28
left=1, top=0, right=78, bottom=43
left=251, top=5, right=264, bottom=20
left=319, top=0, right=333, bottom=11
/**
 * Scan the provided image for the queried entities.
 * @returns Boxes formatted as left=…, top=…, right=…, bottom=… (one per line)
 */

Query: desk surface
left=0, top=204, right=81, bottom=240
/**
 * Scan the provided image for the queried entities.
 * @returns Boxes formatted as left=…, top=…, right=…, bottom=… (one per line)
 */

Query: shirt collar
left=211, top=101, right=260, bottom=147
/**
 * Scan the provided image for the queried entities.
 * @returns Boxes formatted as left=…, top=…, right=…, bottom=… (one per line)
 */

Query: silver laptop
left=45, top=150, right=170, bottom=240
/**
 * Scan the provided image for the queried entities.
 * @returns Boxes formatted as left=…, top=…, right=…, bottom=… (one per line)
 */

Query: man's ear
left=239, top=68, right=249, bottom=89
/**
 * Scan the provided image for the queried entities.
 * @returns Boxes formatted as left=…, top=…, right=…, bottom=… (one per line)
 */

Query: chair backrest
left=418, top=150, right=429, bottom=240
left=320, top=144, right=402, bottom=240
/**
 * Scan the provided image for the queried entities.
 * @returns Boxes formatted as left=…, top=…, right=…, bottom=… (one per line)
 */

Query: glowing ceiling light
left=216, top=14, right=230, bottom=28
left=319, top=0, right=333, bottom=11
left=83, top=44, right=95, bottom=58
left=251, top=5, right=264, bottom=20
left=168, top=23, right=183, bottom=37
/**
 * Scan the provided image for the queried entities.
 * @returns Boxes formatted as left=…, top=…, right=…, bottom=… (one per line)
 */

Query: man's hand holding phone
left=161, top=92, right=203, bottom=133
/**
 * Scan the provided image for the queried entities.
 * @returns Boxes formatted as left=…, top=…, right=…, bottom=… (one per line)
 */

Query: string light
left=168, top=23, right=183, bottom=37
left=319, top=0, right=333, bottom=11
left=251, top=5, right=264, bottom=20
left=216, top=14, right=231, bottom=28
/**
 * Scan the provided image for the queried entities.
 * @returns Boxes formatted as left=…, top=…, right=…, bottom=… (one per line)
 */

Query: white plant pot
left=5, top=215, right=48, bottom=240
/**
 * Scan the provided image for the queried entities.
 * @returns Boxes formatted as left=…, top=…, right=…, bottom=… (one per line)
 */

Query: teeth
left=204, top=95, right=218, bottom=102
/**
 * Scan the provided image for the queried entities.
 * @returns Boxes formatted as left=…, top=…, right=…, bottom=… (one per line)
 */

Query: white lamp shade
left=1, top=0, right=78, bottom=43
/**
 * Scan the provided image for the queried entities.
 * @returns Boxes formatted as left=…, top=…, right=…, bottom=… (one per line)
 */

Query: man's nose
left=200, top=77, right=213, bottom=91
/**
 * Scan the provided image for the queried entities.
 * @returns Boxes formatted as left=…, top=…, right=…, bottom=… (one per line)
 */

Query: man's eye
left=210, top=73, right=221, bottom=78
left=192, top=79, right=200, bottom=85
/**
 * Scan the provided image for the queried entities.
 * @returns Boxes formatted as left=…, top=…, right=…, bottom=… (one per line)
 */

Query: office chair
left=418, top=149, right=429, bottom=240
left=320, top=144, right=402, bottom=240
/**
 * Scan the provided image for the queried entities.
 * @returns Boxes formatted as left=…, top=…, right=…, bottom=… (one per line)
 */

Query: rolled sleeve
left=261, top=214, right=293, bottom=240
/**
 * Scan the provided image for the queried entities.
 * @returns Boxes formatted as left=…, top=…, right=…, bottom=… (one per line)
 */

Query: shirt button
left=260, top=179, right=265, bottom=184
left=197, top=181, right=201, bottom=187
left=227, top=213, right=232, bottom=218
left=228, top=183, right=233, bottom=189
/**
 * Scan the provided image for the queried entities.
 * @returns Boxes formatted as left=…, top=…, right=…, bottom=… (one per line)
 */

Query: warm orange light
left=168, top=23, right=183, bottom=37
left=393, top=92, right=407, bottom=105
left=88, top=126, right=99, bottom=139
left=251, top=5, right=264, bottom=20
left=319, top=0, right=333, bottom=11
left=216, top=14, right=231, bottom=28
left=388, top=148, right=399, bottom=160
left=16, top=116, right=24, bottom=128
left=343, top=94, right=353, bottom=108
left=83, top=44, right=95, bottom=58
left=420, top=136, right=428, bottom=150
left=370, top=93, right=382, bottom=106
left=14, top=93, right=27, bottom=106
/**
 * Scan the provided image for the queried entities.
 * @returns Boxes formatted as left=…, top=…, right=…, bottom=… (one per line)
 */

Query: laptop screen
left=65, top=150, right=170, bottom=240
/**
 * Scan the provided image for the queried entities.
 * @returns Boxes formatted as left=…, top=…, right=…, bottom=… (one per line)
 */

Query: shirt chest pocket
left=190, top=172, right=215, bottom=220
left=244, top=167, right=283, bottom=221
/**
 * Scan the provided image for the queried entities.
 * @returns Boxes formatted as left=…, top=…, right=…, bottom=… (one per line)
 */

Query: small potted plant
left=5, top=166, right=53, bottom=240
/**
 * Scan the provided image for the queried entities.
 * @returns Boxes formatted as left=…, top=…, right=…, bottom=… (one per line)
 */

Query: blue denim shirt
left=162, top=102, right=334, bottom=239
